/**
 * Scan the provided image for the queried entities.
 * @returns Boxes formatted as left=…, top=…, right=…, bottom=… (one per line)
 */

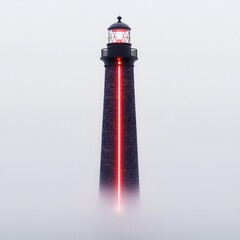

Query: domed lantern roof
left=108, top=16, right=131, bottom=30
left=108, top=16, right=131, bottom=44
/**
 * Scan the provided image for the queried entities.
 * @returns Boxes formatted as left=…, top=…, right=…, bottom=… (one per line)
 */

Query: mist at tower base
left=0, top=0, right=240, bottom=239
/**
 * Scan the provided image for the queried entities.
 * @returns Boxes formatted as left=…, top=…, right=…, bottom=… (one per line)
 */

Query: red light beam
left=117, top=58, right=122, bottom=212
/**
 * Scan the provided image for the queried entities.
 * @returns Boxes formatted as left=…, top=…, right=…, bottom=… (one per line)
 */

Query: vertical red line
left=117, top=58, right=122, bottom=212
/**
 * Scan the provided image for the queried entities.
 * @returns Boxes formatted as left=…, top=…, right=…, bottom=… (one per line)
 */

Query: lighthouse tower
left=100, top=16, right=139, bottom=211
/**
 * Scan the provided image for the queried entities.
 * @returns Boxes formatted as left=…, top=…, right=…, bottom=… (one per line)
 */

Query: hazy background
left=0, top=0, right=240, bottom=239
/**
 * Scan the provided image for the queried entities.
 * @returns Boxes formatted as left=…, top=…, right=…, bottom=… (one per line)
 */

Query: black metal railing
left=131, top=48, right=137, bottom=57
left=101, top=48, right=138, bottom=58
left=102, top=48, right=108, bottom=57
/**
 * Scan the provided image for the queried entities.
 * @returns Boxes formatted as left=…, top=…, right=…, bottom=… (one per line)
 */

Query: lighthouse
left=100, top=16, right=139, bottom=212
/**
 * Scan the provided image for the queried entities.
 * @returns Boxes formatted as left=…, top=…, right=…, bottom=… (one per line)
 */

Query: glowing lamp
left=108, top=16, right=131, bottom=44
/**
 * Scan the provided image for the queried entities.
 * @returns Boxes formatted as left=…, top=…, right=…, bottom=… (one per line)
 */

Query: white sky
left=0, top=0, right=240, bottom=239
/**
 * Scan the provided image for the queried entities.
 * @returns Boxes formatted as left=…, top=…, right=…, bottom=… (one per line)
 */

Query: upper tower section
left=101, top=16, right=138, bottom=66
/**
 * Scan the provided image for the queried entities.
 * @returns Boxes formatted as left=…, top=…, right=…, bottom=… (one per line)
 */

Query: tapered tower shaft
left=100, top=17, right=139, bottom=210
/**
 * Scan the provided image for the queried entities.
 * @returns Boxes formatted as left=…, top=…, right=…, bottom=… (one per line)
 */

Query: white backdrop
left=0, top=0, right=240, bottom=239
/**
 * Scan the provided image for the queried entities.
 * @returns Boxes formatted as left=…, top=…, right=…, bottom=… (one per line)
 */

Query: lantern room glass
left=108, top=29, right=131, bottom=44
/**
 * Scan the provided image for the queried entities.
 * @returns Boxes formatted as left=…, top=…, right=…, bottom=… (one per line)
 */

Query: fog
left=0, top=0, right=240, bottom=239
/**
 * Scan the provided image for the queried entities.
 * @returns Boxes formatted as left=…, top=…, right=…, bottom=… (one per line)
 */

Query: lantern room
left=108, top=16, right=131, bottom=44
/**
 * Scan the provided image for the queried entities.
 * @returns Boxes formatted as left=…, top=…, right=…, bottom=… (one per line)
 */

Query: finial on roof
left=117, top=16, right=122, bottom=22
